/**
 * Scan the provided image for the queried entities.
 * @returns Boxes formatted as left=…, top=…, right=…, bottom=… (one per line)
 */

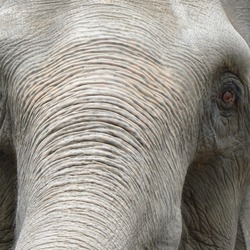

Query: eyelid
left=216, top=73, right=244, bottom=111
left=221, top=76, right=243, bottom=95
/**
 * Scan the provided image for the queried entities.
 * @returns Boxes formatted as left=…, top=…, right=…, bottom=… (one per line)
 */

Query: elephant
left=0, top=0, right=250, bottom=249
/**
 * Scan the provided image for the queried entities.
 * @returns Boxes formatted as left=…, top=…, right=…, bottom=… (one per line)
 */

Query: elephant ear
left=237, top=186, right=250, bottom=248
left=221, top=0, right=250, bottom=47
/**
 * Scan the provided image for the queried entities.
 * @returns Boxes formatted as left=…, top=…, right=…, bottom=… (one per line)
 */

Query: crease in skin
left=13, top=95, right=186, bottom=249
left=12, top=50, right=191, bottom=247
left=238, top=186, right=250, bottom=249
left=8, top=34, right=198, bottom=160
left=0, top=1, right=249, bottom=249
left=13, top=51, right=188, bottom=246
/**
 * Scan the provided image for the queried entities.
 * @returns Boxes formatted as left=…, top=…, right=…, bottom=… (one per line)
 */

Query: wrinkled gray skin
left=0, top=0, right=250, bottom=249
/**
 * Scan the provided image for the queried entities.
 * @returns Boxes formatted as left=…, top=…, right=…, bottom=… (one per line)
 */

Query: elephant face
left=0, top=1, right=250, bottom=249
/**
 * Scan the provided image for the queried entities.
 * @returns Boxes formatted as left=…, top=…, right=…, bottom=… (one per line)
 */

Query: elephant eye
left=217, top=73, right=243, bottom=111
left=221, top=90, right=236, bottom=106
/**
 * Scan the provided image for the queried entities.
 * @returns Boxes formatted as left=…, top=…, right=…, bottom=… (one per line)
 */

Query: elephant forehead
left=10, top=44, right=182, bottom=123
left=0, top=2, right=234, bottom=58
left=3, top=0, right=249, bottom=108
left=0, top=1, right=230, bottom=53
left=41, top=2, right=227, bottom=54
left=3, top=0, right=248, bottom=75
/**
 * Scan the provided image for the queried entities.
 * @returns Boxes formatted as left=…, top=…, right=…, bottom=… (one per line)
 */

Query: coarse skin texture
left=0, top=0, right=249, bottom=249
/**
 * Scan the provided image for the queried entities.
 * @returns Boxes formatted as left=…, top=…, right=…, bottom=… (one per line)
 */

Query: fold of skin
left=0, top=1, right=249, bottom=249
left=181, top=157, right=250, bottom=250
left=238, top=187, right=250, bottom=249
left=13, top=70, right=193, bottom=248
left=11, top=32, right=199, bottom=248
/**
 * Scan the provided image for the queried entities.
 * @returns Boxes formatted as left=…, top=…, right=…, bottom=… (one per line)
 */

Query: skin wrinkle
left=38, top=189, right=130, bottom=236
left=14, top=92, right=182, bottom=248
left=28, top=91, right=156, bottom=132
left=29, top=116, right=154, bottom=168
left=11, top=38, right=192, bottom=180
left=14, top=50, right=173, bottom=141
left=181, top=153, right=250, bottom=249
left=23, top=195, right=126, bottom=244
left=19, top=166, right=143, bottom=248
left=9, top=32, right=201, bottom=170
left=0, top=0, right=249, bottom=249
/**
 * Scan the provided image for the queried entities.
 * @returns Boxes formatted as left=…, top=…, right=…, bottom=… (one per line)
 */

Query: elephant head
left=0, top=0, right=250, bottom=249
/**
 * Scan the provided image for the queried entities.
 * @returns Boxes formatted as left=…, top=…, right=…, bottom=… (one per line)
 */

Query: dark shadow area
left=0, top=149, right=16, bottom=250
